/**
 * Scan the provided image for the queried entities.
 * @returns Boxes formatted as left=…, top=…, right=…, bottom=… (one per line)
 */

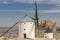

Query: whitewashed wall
left=19, top=22, right=35, bottom=39
left=44, top=33, right=53, bottom=38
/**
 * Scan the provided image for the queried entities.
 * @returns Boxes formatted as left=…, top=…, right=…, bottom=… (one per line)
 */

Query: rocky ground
left=0, top=27, right=60, bottom=40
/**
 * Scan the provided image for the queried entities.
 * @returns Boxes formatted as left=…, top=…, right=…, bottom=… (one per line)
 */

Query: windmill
left=0, top=1, right=39, bottom=37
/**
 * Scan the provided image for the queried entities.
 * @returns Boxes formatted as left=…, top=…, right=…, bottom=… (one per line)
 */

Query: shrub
left=3, top=37, right=9, bottom=40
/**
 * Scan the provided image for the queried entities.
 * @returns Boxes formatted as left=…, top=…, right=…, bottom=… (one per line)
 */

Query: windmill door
left=24, top=34, right=26, bottom=38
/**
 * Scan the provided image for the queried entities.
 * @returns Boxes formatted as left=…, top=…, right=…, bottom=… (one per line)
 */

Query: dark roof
left=44, top=27, right=52, bottom=33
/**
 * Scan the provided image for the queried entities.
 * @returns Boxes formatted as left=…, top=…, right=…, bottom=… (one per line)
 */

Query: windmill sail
left=35, top=2, right=39, bottom=34
left=0, top=22, right=19, bottom=37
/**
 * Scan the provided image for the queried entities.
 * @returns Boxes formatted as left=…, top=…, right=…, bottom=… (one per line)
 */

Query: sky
left=0, top=0, right=60, bottom=27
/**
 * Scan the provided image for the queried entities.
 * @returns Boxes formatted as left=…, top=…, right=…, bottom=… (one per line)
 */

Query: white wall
left=44, top=33, right=53, bottom=38
left=19, top=22, right=35, bottom=39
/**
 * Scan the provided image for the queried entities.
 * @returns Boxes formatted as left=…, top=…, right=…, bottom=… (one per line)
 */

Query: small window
left=24, top=23, right=26, bottom=24
left=24, top=29, right=26, bottom=30
left=30, top=23, right=32, bottom=24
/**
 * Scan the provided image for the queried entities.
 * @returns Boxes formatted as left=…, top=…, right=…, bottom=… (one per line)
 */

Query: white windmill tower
left=44, top=26, right=53, bottom=38
left=19, top=14, right=35, bottom=39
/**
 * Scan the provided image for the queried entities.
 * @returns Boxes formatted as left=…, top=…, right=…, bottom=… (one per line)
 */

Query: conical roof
left=21, top=14, right=33, bottom=22
left=44, top=26, right=52, bottom=33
